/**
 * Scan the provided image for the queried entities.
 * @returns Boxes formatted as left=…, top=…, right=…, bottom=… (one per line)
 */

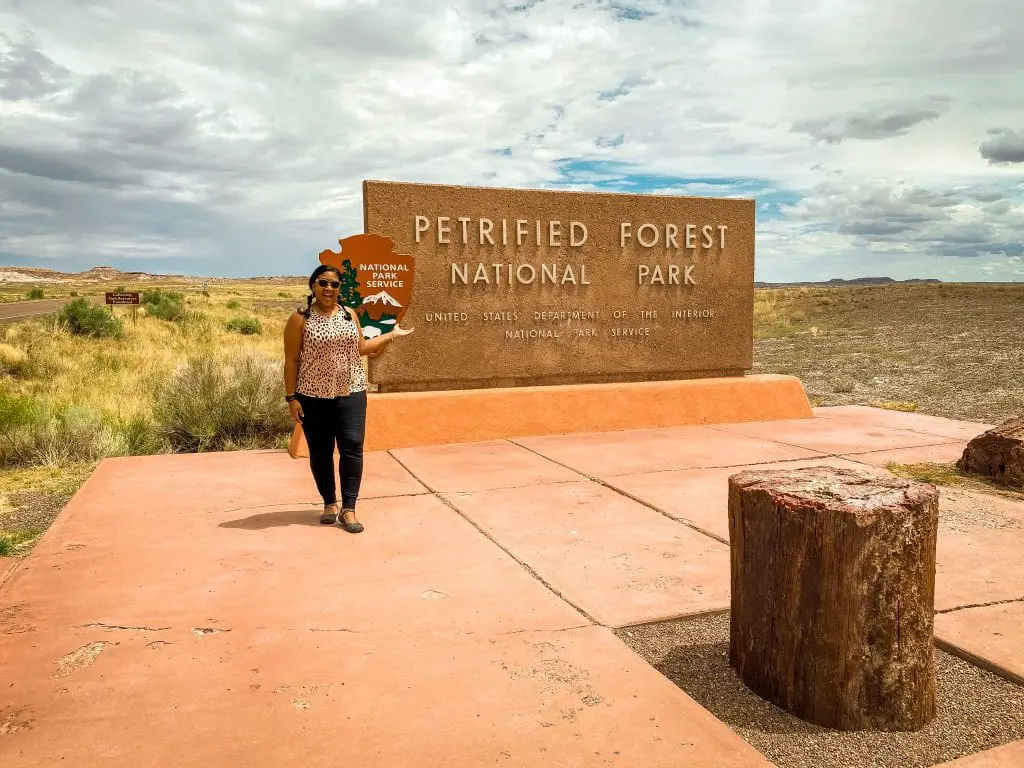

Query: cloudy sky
left=1, top=0, right=1022, bottom=281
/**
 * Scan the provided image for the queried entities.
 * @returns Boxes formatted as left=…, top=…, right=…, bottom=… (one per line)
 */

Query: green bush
left=226, top=316, right=262, bottom=335
left=0, top=390, right=44, bottom=432
left=142, top=289, right=185, bottom=322
left=152, top=352, right=292, bottom=452
left=0, top=529, right=42, bottom=557
left=58, top=298, right=124, bottom=339
left=26, top=287, right=44, bottom=299
left=226, top=300, right=242, bottom=310
left=108, top=413, right=170, bottom=456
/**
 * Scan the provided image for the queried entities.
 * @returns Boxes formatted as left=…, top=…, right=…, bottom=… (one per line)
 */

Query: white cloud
left=0, top=0, right=1021, bottom=279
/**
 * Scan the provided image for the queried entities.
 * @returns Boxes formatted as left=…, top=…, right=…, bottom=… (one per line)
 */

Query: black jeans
left=296, top=390, right=367, bottom=510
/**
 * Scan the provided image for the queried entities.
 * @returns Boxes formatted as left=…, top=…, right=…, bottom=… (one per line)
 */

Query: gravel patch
left=615, top=611, right=1024, bottom=768
left=0, top=491, right=65, bottom=534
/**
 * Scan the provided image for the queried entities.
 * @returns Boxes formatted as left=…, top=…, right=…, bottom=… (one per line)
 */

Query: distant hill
left=0, top=266, right=195, bottom=284
left=754, top=277, right=943, bottom=288
left=0, top=266, right=306, bottom=285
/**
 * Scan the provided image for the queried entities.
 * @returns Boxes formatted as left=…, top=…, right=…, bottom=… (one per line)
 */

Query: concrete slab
left=0, top=556, right=18, bottom=587
left=605, top=456, right=873, bottom=542
left=936, top=602, right=1024, bottom=685
left=1, top=464, right=585, bottom=637
left=514, top=426, right=824, bottom=479
left=390, top=439, right=579, bottom=493
left=445, top=480, right=730, bottom=627
left=934, top=488, right=1024, bottom=612
left=0, top=625, right=771, bottom=768
left=933, top=740, right=1024, bottom=767
left=92, top=447, right=427, bottom=507
left=712, top=415, right=962, bottom=454
left=814, top=405, right=994, bottom=441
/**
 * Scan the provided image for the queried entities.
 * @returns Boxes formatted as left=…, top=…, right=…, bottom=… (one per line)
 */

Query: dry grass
left=753, top=283, right=1024, bottom=423
left=0, top=280, right=308, bottom=551
left=886, top=462, right=1024, bottom=501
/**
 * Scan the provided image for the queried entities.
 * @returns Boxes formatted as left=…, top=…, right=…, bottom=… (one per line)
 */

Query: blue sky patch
left=546, top=159, right=800, bottom=220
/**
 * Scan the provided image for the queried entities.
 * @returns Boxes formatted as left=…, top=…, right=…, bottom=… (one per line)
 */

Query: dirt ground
left=751, top=283, right=1024, bottom=424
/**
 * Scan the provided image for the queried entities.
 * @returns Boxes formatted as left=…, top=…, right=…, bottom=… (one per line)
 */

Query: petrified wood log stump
left=957, top=416, right=1024, bottom=489
left=727, top=466, right=939, bottom=732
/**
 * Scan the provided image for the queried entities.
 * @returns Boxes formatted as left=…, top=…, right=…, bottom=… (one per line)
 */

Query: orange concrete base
left=293, top=374, right=812, bottom=455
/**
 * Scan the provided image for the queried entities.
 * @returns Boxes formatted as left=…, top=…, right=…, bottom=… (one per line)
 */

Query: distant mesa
left=754, top=277, right=943, bottom=288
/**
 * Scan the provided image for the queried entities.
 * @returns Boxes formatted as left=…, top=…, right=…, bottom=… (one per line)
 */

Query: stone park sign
left=302, top=180, right=809, bottom=451
left=348, top=180, right=755, bottom=393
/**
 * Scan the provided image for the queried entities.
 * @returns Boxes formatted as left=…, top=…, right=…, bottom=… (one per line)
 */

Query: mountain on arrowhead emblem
left=318, top=233, right=415, bottom=340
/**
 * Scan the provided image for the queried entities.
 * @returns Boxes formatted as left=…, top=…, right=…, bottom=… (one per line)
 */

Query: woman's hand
left=288, top=399, right=304, bottom=423
left=391, top=322, right=414, bottom=338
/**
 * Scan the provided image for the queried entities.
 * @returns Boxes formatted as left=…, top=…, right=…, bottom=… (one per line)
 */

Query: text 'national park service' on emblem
left=318, top=233, right=415, bottom=341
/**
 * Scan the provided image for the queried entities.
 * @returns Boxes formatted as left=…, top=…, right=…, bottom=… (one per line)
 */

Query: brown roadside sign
left=318, top=233, right=414, bottom=340
left=105, top=292, right=140, bottom=305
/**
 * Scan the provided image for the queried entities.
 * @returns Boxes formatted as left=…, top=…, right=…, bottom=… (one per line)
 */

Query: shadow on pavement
left=219, top=506, right=323, bottom=530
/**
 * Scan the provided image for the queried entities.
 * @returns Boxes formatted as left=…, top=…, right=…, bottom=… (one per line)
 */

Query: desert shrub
left=108, top=413, right=170, bottom=456
left=0, top=389, right=169, bottom=467
left=70, top=291, right=78, bottom=297
left=3, top=323, right=62, bottom=379
left=142, top=289, right=185, bottom=322
left=0, top=399, right=112, bottom=467
left=278, top=291, right=289, bottom=298
left=29, top=406, right=111, bottom=467
left=152, top=352, right=291, bottom=452
left=226, top=300, right=241, bottom=310
left=26, top=287, right=44, bottom=299
left=58, top=298, right=124, bottom=339
left=0, top=390, right=44, bottom=432
left=226, top=316, right=262, bottom=335
left=831, top=377, right=856, bottom=394
left=0, top=343, right=27, bottom=376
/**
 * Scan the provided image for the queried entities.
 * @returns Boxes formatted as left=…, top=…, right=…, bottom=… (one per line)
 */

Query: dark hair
left=301, top=265, right=342, bottom=318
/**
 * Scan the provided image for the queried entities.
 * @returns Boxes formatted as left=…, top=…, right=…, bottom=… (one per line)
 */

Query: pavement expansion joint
left=935, top=595, right=1024, bottom=614
left=505, top=437, right=732, bottom=546
left=386, top=448, right=602, bottom=627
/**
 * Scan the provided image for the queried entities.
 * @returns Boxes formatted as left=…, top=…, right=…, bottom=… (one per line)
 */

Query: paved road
left=0, top=296, right=101, bottom=325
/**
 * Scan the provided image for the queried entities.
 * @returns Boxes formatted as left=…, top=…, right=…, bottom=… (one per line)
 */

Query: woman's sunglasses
left=317, top=279, right=340, bottom=289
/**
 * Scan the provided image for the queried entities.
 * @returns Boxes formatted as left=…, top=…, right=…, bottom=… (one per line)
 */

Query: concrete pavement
left=1, top=406, right=1022, bottom=766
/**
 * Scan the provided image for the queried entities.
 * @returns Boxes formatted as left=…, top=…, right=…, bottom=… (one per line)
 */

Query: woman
left=283, top=264, right=414, bottom=533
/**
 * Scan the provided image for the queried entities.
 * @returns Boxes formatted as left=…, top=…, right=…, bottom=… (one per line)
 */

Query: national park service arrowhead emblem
left=318, top=233, right=415, bottom=340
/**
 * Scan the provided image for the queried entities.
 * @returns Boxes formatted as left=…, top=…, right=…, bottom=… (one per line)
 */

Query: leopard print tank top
left=295, top=306, right=367, bottom=398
